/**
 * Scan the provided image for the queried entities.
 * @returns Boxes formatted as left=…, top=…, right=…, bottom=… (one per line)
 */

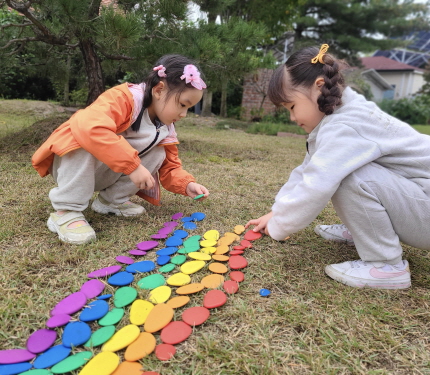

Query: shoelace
left=349, top=260, right=368, bottom=268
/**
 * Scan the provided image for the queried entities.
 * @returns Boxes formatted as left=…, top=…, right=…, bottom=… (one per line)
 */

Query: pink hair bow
left=153, top=65, right=167, bottom=78
left=180, top=64, right=207, bottom=90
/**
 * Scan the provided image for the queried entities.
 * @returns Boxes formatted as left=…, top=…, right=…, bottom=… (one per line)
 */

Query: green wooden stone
left=98, top=307, right=124, bottom=326
left=159, top=263, right=175, bottom=273
left=137, top=274, right=165, bottom=290
left=171, top=255, right=187, bottom=265
left=180, top=245, right=200, bottom=254
left=19, top=370, right=53, bottom=375
left=114, top=286, right=138, bottom=308
left=51, top=351, right=93, bottom=374
left=84, top=325, right=116, bottom=348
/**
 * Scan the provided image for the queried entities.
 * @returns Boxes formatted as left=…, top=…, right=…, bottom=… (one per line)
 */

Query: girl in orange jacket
left=32, top=54, right=209, bottom=245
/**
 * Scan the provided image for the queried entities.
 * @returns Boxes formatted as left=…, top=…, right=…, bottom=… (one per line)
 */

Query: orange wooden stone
left=175, top=283, right=205, bottom=295
left=208, top=262, right=228, bottom=274
left=155, top=343, right=176, bottom=361
left=217, top=237, right=234, bottom=246
left=214, top=245, right=229, bottom=255
left=243, top=230, right=262, bottom=241
left=228, top=255, right=248, bottom=269
left=166, top=296, right=190, bottom=308
left=144, top=303, right=174, bottom=333
left=201, top=274, right=224, bottom=288
left=234, top=225, right=245, bottom=234
left=203, top=289, right=228, bottom=309
left=230, top=271, right=245, bottom=282
left=223, top=280, right=239, bottom=294
left=160, top=321, right=192, bottom=344
left=240, top=239, right=253, bottom=248
left=212, top=254, right=229, bottom=262
left=182, top=306, right=210, bottom=326
left=112, top=361, right=144, bottom=375
left=124, top=332, right=156, bottom=361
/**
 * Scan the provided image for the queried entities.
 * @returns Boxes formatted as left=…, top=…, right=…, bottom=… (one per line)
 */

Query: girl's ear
left=152, top=81, right=165, bottom=100
left=315, top=77, right=324, bottom=89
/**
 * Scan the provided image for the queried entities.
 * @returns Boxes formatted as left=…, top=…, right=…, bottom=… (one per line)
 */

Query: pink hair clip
left=180, top=64, right=207, bottom=90
left=153, top=65, right=167, bottom=78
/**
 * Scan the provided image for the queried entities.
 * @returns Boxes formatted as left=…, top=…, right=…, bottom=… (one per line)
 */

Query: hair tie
left=180, top=65, right=207, bottom=90
left=153, top=65, right=167, bottom=77
left=311, top=44, right=329, bottom=64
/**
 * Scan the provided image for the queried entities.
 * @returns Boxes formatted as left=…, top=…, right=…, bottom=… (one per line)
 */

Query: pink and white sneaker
left=325, top=260, right=411, bottom=289
left=314, top=224, right=354, bottom=246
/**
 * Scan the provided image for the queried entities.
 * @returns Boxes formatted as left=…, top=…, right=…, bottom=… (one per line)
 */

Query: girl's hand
left=245, top=212, right=273, bottom=236
left=186, top=182, right=209, bottom=200
left=129, top=165, right=155, bottom=190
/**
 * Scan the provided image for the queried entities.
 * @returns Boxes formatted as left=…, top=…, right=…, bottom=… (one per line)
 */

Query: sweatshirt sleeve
left=159, top=144, right=195, bottom=195
left=267, top=123, right=382, bottom=241
left=70, top=87, right=141, bottom=175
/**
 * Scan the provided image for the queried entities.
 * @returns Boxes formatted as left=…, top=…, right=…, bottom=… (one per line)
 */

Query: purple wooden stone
left=171, top=212, right=183, bottom=220
left=26, top=329, right=57, bottom=354
left=151, top=233, right=167, bottom=239
left=0, top=349, right=35, bottom=365
left=80, top=279, right=105, bottom=299
left=87, top=265, right=122, bottom=278
left=163, top=221, right=179, bottom=227
left=46, top=314, right=71, bottom=328
left=115, top=255, right=135, bottom=265
left=136, top=240, right=158, bottom=251
left=129, top=249, right=147, bottom=256
left=51, top=292, right=87, bottom=316
left=157, top=227, right=173, bottom=235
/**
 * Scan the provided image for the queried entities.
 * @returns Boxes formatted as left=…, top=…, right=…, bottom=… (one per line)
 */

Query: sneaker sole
left=314, top=227, right=355, bottom=246
left=91, top=199, right=145, bottom=217
left=47, top=217, right=96, bottom=245
left=324, top=265, right=411, bottom=289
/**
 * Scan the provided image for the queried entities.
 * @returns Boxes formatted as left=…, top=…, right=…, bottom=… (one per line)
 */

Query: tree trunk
left=201, top=90, right=213, bottom=117
left=63, top=54, right=71, bottom=106
left=220, top=80, right=227, bottom=117
left=79, top=39, right=105, bottom=106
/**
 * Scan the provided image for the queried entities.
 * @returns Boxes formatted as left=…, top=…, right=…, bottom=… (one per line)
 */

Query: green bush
left=247, top=122, right=307, bottom=136
left=378, top=95, right=430, bottom=125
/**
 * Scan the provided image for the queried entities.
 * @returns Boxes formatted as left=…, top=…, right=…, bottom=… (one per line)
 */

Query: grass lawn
left=1, top=102, right=429, bottom=375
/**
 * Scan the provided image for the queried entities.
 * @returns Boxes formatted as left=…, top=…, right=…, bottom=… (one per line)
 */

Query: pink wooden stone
left=223, top=280, right=239, bottom=294
left=203, top=290, right=228, bottom=309
left=171, top=212, right=183, bottom=220
left=26, top=329, right=57, bottom=354
left=50, top=292, right=87, bottom=316
left=155, top=343, right=176, bottom=361
left=229, top=250, right=244, bottom=255
left=115, top=255, right=135, bottom=265
left=46, top=314, right=71, bottom=328
left=136, top=240, right=158, bottom=251
left=129, top=249, right=147, bottom=256
left=228, top=255, right=248, bottom=270
left=160, top=321, right=192, bottom=345
left=229, top=271, right=245, bottom=282
left=87, top=265, right=122, bottom=278
left=243, top=230, right=262, bottom=241
left=80, top=279, right=105, bottom=299
left=182, top=306, right=210, bottom=326
left=0, top=349, right=36, bottom=364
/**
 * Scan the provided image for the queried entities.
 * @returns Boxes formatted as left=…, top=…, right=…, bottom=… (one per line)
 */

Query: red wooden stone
left=160, top=321, right=192, bottom=345
left=203, top=290, right=228, bottom=309
left=243, top=230, right=262, bottom=241
left=228, top=255, right=248, bottom=270
left=142, top=373, right=162, bottom=375
left=233, top=245, right=246, bottom=251
left=155, top=344, right=176, bottom=361
left=240, top=240, right=253, bottom=248
left=229, top=250, right=244, bottom=255
left=223, top=280, right=239, bottom=294
left=182, top=306, right=210, bottom=326
left=230, top=271, right=245, bottom=282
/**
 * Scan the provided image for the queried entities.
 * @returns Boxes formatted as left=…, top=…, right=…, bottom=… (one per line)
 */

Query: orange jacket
left=31, top=83, right=195, bottom=205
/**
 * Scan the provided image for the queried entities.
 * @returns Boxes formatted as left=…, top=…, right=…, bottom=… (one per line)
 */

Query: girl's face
left=149, top=82, right=203, bottom=125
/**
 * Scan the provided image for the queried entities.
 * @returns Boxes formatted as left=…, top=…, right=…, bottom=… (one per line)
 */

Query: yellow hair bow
left=311, top=44, right=329, bottom=64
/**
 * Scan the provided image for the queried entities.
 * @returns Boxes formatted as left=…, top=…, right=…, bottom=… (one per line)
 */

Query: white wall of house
left=377, top=71, right=425, bottom=99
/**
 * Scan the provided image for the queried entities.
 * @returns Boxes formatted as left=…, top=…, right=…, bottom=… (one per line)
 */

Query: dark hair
left=132, top=54, right=205, bottom=131
left=268, top=46, right=346, bottom=115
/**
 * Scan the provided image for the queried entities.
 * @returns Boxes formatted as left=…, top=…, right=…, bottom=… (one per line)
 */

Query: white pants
left=332, top=162, right=430, bottom=265
left=49, top=147, right=166, bottom=212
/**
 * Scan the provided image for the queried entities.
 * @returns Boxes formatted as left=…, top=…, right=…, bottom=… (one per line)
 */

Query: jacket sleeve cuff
left=267, top=217, right=290, bottom=241
left=123, top=156, right=141, bottom=175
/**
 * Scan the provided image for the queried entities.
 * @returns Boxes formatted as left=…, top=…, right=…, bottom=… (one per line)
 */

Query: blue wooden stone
left=165, top=236, right=183, bottom=247
left=183, top=222, right=197, bottom=230
left=156, top=247, right=178, bottom=256
left=107, top=271, right=134, bottom=286
left=173, top=229, right=188, bottom=238
left=62, top=321, right=92, bottom=348
left=259, top=288, right=271, bottom=297
left=191, top=212, right=206, bottom=221
left=0, top=362, right=32, bottom=375
left=33, top=345, right=71, bottom=369
left=79, top=300, right=109, bottom=322
left=181, top=216, right=193, bottom=222
left=97, top=294, right=112, bottom=300
left=125, top=260, right=155, bottom=274
left=157, top=255, right=170, bottom=266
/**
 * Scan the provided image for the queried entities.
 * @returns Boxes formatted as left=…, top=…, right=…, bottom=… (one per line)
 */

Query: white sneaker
left=314, top=224, right=354, bottom=245
left=47, top=211, right=96, bottom=245
left=91, top=196, right=145, bottom=217
left=325, top=260, right=411, bottom=289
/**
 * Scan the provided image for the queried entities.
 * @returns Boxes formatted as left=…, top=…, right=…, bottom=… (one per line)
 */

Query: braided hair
left=268, top=46, right=346, bottom=115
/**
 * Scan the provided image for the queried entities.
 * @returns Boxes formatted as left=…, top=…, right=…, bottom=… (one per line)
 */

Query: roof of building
left=361, top=56, right=422, bottom=72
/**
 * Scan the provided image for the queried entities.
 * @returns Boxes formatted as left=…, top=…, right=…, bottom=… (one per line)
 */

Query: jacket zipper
left=138, top=124, right=161, bottom=157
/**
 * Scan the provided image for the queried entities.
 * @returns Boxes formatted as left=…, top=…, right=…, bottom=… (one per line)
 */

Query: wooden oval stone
left=180, top=260, right=205, bottom=274
left=107, top=271, right=134, bottom=286
left=129, top=249, right=147, bottom=256
left=46, top=314, right=71, bottom=328
left=200, top=239, right=217, bottom=248
left=212, top=254, right=229, bottom=262
left=223, top=280, right=239, bottom=294
left=79, top=351, right=119, bottom=375
left=115, top=255, right=134, bottom=264
left=183, top=221, right=197, bottom=230
left=113, top=286, right=137, bottom=307
left=157, top=255, right=170, bottom=265
left=102, top=324, right=140, bottom=352
left=144, top=303, right=174, bottom=333
left=160, top=321, right=192, bottom=345
left=98, top=307, right=125, bottom=326
left=126, top=260, right=155, bottom=274
left=0, top=349, right=35, bottom=364
left=16, top=369, right=52, bottom=375
left=26, top=329, right=57, bottom=354
left=80, top=279, right=105, bottom=298
left=33, top=345, right=71, bottom=369
left=79, top=299, right=109, bottom=322
left=171, top=212, right=183, bottom=220
left=166, top=296, right=190, bottom=308
left=0, top=362, right=32, bottom=374
left=203, top=290, right=228, bottom=309
left=159, top=263, right=176, bottom=273
left=112, top=361, right=144, bottom=375
left=240, top=239, right=253, bottom=248
left=87, top=265, right=122, bottom=278
left=130, top=300, right=154, bottom=325
left=230, top=271, right=245, bottom=282
left=200, top=246, right=217, bottom=254
left=190, top=212, right=206, bottom=221
left=84, top=325, right=116, bottom=348
left=155, top=343, right=176, bottom=361
left=233, top=245, right=246, bottom=251
left=137, top=274, right=165, bottom=290
left=148, top=285, right=171, bottom=304
left=228, top=255, right=248, bottom=270
left=124, top=332, right=156, bottom=361
left=165, top=236, right=183, bottom=247
left=50, top=292, right=87, bottom=316
left=170, top=254, right=187, bottom=265
left=166, top=272, right=191, bottom=286
left=214, top=245, right=229, bottom=255
left=62, top=321, right=92, bottom=348
left=175, top=283, right=205, bottom=295
left=50, top=351, right=92, bottom=374
left=243, top=230, right=263, bottom=241
left=182, top=306, right=210, bottom=326
left=230, top=250, right=244, bottom=255
left=188, top=252, right=211, bottom=261
left=234, top=225, right=245, bottom=234
left=156, top=247, right=178, bottom=256
left=173, top=229, right=188, bottom=238
left=208, top=262, right=228, bottom=274
left=201, top=274, right=224, bottom=289
left=136, top=240, right=158, bottom=251
left=203, top=230, right=220, bottom=240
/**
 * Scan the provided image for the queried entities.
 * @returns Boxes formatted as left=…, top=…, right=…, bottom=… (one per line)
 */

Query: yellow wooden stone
left=129, top=299, right=154, bottom=326
left=166, top=272, right=191, bottom=286
left=203, top=230, right=220, bottom=240
left=212, top=254, right=229, bottom=262
left=124, top=332, right=156, bottom=361
left=188, top=252, right=211, bottom=261
left=201, top=274, right=224, bottom=289
left=234, top=225, right=245, bottom=234
left=79, top=351, right=119, bottom=375
left=101, top=324, right=140, bottom=352
left=180, top=260, right=206, bottom=275
left=144, top=303, right=174, bottom=333
left=208, top=262, right=228, bottom=274
left=214, top=245, right=229, bottom=255
left=166, top=295, right=190, bottom=308
left=175, top=283, right=205, bottom=295
left=148, top=285, right=172, bottom=304
left=200, top=239, right=217, bottom=247
left=200, top=246, right=217, bottom=254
